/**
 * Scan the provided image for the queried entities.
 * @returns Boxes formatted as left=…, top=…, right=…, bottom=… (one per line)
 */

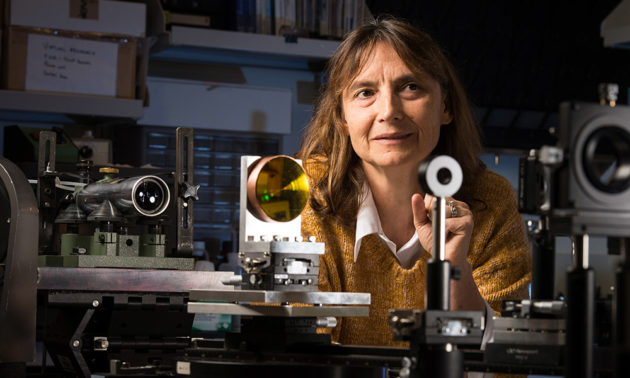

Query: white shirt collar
left=354, top=185, right=425, bottom=268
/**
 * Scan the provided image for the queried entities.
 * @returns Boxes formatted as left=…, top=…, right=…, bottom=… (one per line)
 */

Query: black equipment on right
left=517, top=99, right=630, bottom=378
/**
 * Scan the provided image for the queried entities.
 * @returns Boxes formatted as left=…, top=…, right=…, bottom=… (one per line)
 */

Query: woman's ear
left=441, top=100, right=453, bottom=125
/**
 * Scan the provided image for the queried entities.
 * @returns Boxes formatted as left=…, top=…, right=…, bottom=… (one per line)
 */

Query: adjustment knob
left=181, top=182, right=200, bottom=201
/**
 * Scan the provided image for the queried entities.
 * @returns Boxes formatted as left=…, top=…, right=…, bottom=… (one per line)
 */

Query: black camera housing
left=551, top=101, right=630, bottom=237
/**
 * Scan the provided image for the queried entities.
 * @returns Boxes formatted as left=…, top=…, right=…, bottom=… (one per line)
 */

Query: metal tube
left=572, top=234, right=589, bottom=270
left=433, top=197, right=446, bottom=261
left=76, top=175, right=170, bottom=217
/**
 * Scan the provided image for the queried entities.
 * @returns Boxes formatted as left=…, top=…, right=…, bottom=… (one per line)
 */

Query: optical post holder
left=519, top=146, right=563, bottom=300
left=390, top=156, right=483, bottom=378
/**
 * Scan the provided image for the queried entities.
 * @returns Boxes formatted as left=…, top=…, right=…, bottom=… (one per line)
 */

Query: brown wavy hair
left=297, top=17, right=484, bottom=222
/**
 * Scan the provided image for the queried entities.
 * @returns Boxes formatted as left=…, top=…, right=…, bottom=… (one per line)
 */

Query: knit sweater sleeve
left=468, top=170, right=532, bottom=314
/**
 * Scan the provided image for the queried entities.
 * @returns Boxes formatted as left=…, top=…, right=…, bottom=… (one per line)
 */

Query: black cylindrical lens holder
left=417, top=345, right=463, bottom=378
left=426, top=260, right=451, bottom=311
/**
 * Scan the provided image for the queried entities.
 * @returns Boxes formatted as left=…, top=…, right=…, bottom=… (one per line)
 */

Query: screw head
left=402, top=357, right=412, bottom=368
left=72, top=339, right=81, bottom=348
left=92, top=300, right=100, bottom=307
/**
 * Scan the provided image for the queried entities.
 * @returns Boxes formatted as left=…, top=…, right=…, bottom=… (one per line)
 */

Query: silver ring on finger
left=448, top=200, right=458, bottom=218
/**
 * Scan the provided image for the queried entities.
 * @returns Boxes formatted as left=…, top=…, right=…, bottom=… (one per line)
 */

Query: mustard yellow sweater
left=301, top=165, right=532, bottom=347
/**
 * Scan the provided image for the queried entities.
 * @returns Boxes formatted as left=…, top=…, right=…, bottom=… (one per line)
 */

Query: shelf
left=0, top=90, right=144, bottom=119
left=150, top=26, right=340, bottom=70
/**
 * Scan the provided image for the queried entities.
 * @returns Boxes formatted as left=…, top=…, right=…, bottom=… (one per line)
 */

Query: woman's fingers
left=423, top=195, right=470, bottom=219
left=411, top=193, right=429, bottom=228
left=415, top=194, right=474, bottom=261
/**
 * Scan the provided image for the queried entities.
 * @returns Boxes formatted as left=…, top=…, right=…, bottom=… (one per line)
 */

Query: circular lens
left=583, top=126, right=630, bottom=194
left=134, top=179, right=164, bottom=213
left=248, top=156, right=309, bottom=222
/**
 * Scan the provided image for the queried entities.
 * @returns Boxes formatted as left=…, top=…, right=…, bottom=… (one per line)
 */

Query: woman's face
left=341, top=42, right=452, bottom=174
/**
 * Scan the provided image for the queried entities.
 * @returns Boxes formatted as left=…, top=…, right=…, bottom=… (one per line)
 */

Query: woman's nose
left=376, top=90, right=403, bottom=122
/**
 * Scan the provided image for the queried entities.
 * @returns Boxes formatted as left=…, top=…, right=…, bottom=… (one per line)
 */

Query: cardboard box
left=8, top=0, right=146, bottom=37
left=2, top=26, right=137, bottom=98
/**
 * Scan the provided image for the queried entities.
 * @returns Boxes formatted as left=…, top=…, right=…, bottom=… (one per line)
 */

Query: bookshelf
left=0, top=1, right=360, bottom=121
left=150, top=26, right=340, bottom=70
left=0, top=90, right=144, bottom=119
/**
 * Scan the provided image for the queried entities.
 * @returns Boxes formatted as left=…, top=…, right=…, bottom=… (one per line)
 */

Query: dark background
left=365, top=0, right=630, bottom=151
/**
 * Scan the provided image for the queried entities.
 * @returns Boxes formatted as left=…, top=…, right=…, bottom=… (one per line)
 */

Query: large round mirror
left=247, top=156, right=309, bottom=222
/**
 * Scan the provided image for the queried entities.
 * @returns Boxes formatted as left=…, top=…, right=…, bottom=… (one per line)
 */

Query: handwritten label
left=25, top=34, right=118, bottom=96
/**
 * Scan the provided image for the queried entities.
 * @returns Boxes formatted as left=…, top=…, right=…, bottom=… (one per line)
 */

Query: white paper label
left=176, top=361, right=191, bottom=375
left=25, top=34, right=118, bottom=96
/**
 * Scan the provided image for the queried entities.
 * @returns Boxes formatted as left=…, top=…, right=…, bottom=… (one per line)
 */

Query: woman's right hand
left=411, top=193, right=474, bottom=267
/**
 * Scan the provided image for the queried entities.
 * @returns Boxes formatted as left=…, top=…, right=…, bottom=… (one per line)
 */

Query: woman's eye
left=357, top=89, right=373, bottom=98
left=405, top=83, right=419, bottom=91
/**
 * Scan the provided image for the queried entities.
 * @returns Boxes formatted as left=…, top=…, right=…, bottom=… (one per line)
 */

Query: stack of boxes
left=1, top=0, right=146, bottom=99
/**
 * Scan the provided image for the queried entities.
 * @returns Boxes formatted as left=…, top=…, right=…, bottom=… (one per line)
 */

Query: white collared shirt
left=354, top=186, right=424, bottom=269
left=353, top=185, right=495, bottom=353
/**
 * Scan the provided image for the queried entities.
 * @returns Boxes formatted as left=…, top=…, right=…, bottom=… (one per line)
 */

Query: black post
left=426, top=260, right=451, bottom=311
left=418, top=196, right=462, bottom=378
left=615, top=238, right=630, bottom=378
left=420, top=344, right=463, bottom=378
left=531, top=217, right=555, bottom=300
left=566, top=235, right=594, bottom=378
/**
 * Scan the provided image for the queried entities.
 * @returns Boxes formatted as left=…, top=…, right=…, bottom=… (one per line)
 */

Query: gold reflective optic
left=247, top=156, right=309, bottom=222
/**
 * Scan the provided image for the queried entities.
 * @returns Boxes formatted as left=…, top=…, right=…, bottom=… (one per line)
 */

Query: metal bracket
left=37, top=131, right=59, bottom=253
left=69, top=308, right=96, bottom=377
left=37, top=131, right=56, bottom=177
left=175, top=127, right=196, bottom=255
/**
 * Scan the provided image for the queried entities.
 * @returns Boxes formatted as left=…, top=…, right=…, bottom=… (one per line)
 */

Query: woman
left=298, top=17, right=531, bottom=347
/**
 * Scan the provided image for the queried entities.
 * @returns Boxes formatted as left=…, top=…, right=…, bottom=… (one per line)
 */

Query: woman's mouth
left=373, top=132, right=412, bottom=141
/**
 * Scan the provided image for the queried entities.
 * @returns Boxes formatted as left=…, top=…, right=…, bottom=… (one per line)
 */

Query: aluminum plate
left=189, top=289, right=370, bottom=305
left=187, top=302, right=369, bottom=317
